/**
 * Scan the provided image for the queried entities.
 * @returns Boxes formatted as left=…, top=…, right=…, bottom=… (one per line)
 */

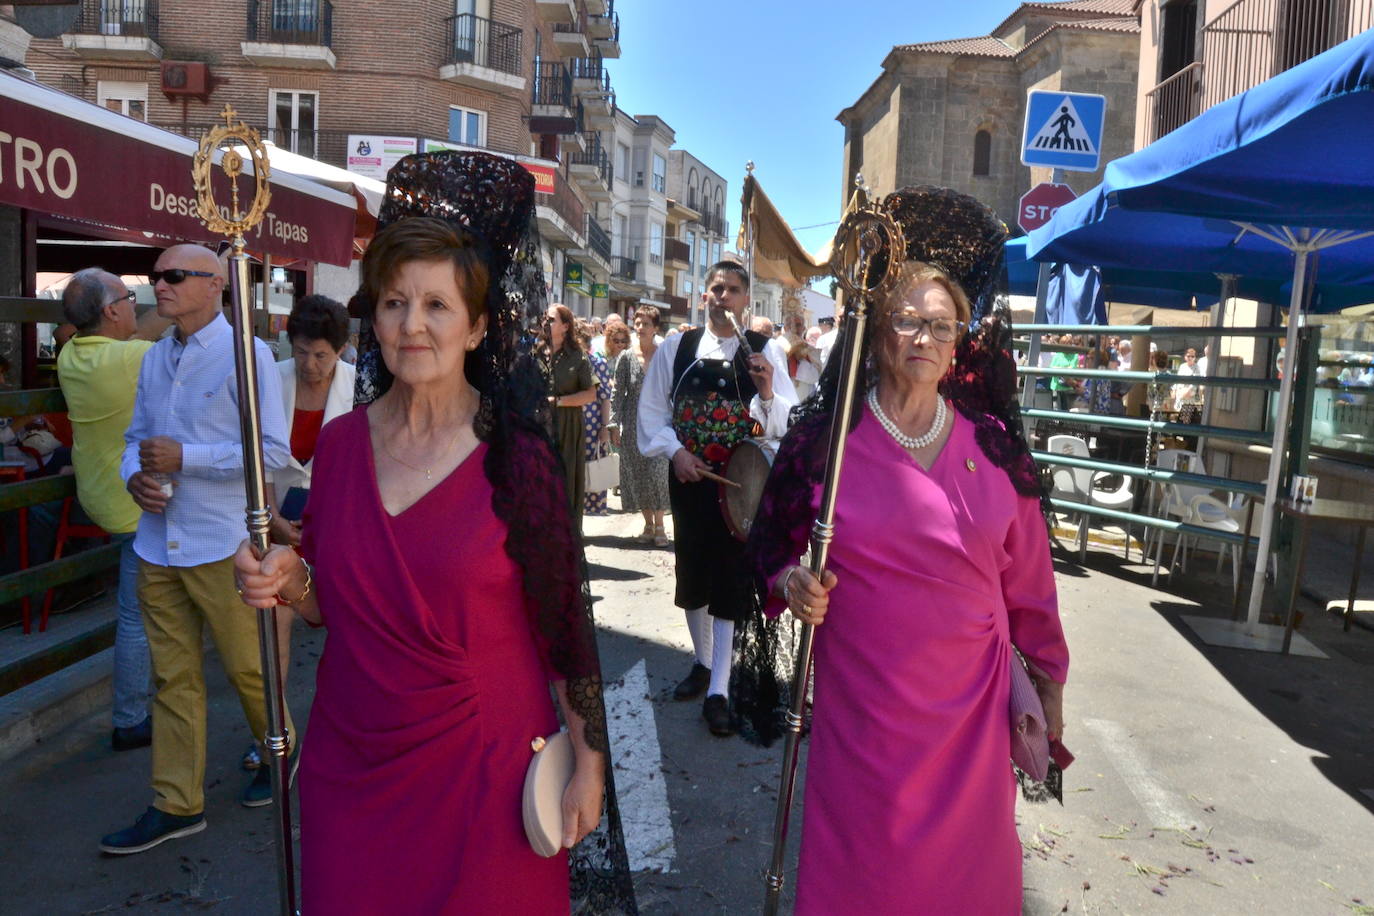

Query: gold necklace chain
left=381, top=420, right=467, bottom=481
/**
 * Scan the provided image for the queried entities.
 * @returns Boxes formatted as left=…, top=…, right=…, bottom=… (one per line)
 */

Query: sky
left=610, top=0, right=1025, bottom=261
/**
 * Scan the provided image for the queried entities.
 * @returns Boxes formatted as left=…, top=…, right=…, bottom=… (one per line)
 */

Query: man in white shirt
left=637, top=262, right=797, bottom=736
left=815, top=315, right=838, bottom=368
left=100, top=244, right=293, bottom=855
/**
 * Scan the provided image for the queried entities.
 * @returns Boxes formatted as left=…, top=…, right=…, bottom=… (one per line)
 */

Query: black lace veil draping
left=350, top=151, right=636, bottom=913
left=733, top=186, right=1048, bottom=748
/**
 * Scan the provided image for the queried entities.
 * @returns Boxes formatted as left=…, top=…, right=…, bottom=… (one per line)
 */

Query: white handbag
left=585, top=443, right=619, bottom=492
left=523, top=730, right=574, bottom=857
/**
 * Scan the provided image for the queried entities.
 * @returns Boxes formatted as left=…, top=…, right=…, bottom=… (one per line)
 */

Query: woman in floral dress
left=579, top=319, right=614, bottom=516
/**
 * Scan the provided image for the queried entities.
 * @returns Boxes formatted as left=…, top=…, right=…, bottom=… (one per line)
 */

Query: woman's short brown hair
left=607, top=324, right=631, bottom=349
left=634, top=305, right=662, bottom=330
left=356, top=217, right=490, bottom=321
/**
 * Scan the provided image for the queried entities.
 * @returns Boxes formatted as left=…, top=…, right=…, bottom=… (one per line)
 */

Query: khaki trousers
left=139, top=556, right=295, bottom=816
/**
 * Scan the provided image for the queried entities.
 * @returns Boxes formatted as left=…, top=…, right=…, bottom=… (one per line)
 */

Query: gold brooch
left=966, top=458, right=977, bottom=472
left=530, top=737, right=546, bottom=753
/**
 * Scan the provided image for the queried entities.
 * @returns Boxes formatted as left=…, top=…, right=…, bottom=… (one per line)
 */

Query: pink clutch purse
left=1009, top=652, right=1051, bottom=782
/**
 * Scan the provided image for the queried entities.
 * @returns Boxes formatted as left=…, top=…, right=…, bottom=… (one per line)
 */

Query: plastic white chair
left=1149, top=449, right=1243, bottom=596
left=1047, top=435, right=1093, bottom=558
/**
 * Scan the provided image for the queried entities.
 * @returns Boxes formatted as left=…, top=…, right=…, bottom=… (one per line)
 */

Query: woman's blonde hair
left=883, top=261, right=972, bottom=325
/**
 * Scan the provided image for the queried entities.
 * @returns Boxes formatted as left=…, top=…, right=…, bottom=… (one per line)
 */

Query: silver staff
left=192, top=105, right=297, bottom=916
left=762, top=199, right=906, bottom=915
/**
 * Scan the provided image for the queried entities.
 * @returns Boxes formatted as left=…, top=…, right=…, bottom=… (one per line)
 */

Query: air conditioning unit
left=160, top=61, right=210, bottom=100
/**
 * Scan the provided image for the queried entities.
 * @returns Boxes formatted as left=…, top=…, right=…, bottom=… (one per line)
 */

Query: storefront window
left=1305, top=314, right=1374, bottom=465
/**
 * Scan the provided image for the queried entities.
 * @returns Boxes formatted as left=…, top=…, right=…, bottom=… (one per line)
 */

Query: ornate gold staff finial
left=830, top=203, right=906, bottom=300
left=191, top=104, right=272, bottom=251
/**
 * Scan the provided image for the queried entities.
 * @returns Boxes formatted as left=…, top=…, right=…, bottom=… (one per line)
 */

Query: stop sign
left=1018, top=182, right=1077, bottom=234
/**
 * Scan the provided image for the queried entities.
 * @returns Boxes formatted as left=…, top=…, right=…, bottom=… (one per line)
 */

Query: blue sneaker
left=240, top=745, right=301, bottom=808
left=99, top=807, right=206, bottom=855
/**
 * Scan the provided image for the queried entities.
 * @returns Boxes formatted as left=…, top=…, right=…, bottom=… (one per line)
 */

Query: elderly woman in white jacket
left=269, top=294, right=356, bottom=546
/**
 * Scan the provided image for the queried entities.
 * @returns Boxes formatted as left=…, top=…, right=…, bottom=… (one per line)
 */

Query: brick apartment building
left=17, top=0, right=623, bottom=311
left=595, top=111, right=733, bottom=325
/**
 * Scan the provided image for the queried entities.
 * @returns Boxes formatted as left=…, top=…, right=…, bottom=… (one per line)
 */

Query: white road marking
left=1083, top=717, right=1203, bottom=831
left=605, top=659, right=676, bottom=872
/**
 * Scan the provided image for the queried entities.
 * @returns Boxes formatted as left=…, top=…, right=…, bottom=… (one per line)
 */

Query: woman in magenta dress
left=235, top=152, right=636, bottom=915
left=743, top=187, right=1070, bottom=914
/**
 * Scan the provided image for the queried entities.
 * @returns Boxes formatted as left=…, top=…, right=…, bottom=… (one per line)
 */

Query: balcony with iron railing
left=1201, top=0, right=1372, bottom=108
left=569, top=133, right=613, bottom=196
left=1145, top=0, right=1373, bottom=141
left=586, top=216, right=612, bottom=264
left=665, top=294, right=689, bottom=318
left=571, top=58, right=615, bottom=121
left=244, top=0, right=335, bottom=68
left=1144, top=61, right=1203, bottom=142
left=589, top=1, right=620, bottom=56
left=613, top=256, right=638, bottom=282
left=664, top=237, right=691, bottom=267
left=535, top=166, right=587, bottom=245
left=699, top=211, right=727, bottom=237
left=62, top=0, right=162, bottom=61
left=532, top=60, right=573, bottom=108
left=441, top=13, right=524, bottom=91
left=552, top=11, right=590, bottom=56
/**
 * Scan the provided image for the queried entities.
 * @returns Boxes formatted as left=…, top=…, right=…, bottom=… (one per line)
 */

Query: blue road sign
left=1021, top=90, right=1107, bottom=172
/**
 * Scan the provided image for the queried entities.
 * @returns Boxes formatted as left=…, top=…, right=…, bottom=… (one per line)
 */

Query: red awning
left=0, top=71, right=356, bottom=267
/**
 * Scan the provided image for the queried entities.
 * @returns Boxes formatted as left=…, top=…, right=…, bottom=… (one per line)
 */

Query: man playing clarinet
left=637, top=261, right=797, bottom=736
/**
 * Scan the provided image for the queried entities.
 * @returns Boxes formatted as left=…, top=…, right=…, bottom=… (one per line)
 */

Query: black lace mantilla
left=353, top=151, right=634, bottom=913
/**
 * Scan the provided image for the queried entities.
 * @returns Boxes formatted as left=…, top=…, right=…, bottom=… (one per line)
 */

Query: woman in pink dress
left=742, top=187, right=1070, bottom=914
left=235, top=152, right=636, bottom=915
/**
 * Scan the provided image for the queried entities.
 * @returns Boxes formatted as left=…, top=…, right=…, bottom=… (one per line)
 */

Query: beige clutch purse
left=523, top=730, right=574, bottom=857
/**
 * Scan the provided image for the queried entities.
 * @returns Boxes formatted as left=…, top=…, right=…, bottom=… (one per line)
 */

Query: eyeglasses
left=150, top=268, right=216, bottom=285
left=105, top=290, right=136, bottom=308
left=889, top=313, right=965, bottom=342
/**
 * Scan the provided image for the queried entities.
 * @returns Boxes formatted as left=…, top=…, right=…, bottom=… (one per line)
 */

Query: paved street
left=1, top=502, right=1372, bottom=914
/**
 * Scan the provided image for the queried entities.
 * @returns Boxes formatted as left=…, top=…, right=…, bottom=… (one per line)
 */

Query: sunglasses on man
left=150, top=268, right=217, bottom=285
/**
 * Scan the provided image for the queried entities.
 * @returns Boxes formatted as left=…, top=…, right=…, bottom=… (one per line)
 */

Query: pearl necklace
left=867, top=388, right=947, bottom=450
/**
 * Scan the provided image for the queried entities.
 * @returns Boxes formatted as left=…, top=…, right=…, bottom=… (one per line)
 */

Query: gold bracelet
left=277, top=557, right=313, bottom=606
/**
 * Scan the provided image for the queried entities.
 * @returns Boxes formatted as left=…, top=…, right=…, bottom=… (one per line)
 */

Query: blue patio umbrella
left=1004, top=237, right=1219, bottom=310
left=1024, top=28, right=1374, bottom=643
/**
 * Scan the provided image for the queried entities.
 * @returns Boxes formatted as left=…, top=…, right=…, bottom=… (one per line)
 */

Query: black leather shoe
left=111, top=717, right=152, bottom=752
left=702, top=695, right=735, bottom=737
left=672, top=662, right=710, bottom=701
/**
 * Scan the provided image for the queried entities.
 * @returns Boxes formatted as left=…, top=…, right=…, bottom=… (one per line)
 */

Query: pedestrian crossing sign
left=1021, top=90, right=1107, bottom=171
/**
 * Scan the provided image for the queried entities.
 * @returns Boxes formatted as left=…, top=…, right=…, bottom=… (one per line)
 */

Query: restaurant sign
left=0, top=85, right=355, bottom=266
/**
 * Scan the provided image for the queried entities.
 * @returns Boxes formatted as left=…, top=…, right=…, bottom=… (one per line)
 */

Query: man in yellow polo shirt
left=57, top=268, right=158, bottom=751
